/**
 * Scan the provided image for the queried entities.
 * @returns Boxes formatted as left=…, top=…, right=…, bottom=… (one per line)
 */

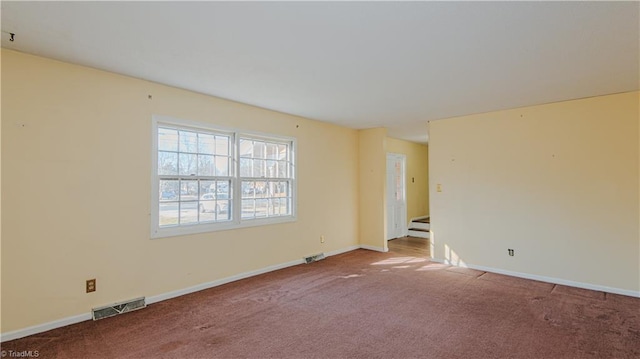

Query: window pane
left=278, top=144, right=288, bottom=160
left=278, top=181, right=290, bottom=197
left=268, top=198, right=276, bottom=216
left=180, top=201, right=198, bottom=224
left=179, top=131, right=198, bottom=153
left=266, top=143, right=278, bottom=159
left=277, top=161, right=288, bottom=178
left=179, top=153, right=198, bottom=176
left=216, top=200, right=231, bottom=220
left=256, top=199, right=268, bottom=218
left=180, top=180, right=199, bottom=200
left=215, top=156, right=229, bottom=176
left=253, top=181, right=267, bottom=198
left=160, top=180, right=179, bottom=201
left=159, top=202, right=179, bottom=226
left=242, top=199, right=255, bottom=219
left=279, top=198, right=288, bottom=215
left=158, top=151, right=178, bottom=175
left=254, top=141, right=265, bottom=158
left=268, top=182, right=276, bottom=197
left=242, top=181, right=254, bottom=198
left=199, top=210, right=216, bottom=223
left=269, top=198, right=277, bottom=216
left=198, top=155, right=214, bottom=176
left=266, top=160, right=277, bottom=178
left=198, top=133, right=215, bottom=155
left=203, top=199, right=217, bottom=214
left=216, top=136, right=229, bottom=156
left=215, top=180, right=231, bottom=195
left=199, top=197, right=215, bottom=215
left=158, top=128, right=178, bottom=151
left=200, top=180, right=215, bottom=196
left=240, top=139, right=253, bottom=157
left=240, top=158, right=252, bottom=177
left=279, top=198, right=288, bottom=216
left=253, top=159, right=265, bottom=177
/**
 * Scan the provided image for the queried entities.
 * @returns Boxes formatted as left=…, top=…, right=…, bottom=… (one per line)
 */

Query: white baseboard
left=433, top=257, right=640, bottom=298
left=1, top=245, right=363, bottom=343
left=148, top=245, right=365, bottom=305
left=0, top=313, right=92, bottom=343
left=146, top=258, right=306, bottom=305
left=326, top=245, right=360, bottom=257
left=359, top=244, right=388, bottom=253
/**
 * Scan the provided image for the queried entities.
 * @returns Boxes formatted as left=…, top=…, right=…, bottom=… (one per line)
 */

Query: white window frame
left=151, top=115, right=297, bottom=239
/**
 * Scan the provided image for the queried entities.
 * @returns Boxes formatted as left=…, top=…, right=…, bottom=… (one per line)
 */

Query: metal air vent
left=92, top=297, right=146, bottom=320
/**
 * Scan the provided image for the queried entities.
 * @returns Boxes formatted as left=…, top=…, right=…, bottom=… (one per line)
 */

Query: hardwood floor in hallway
left=387, top=236, right=430, bottom=257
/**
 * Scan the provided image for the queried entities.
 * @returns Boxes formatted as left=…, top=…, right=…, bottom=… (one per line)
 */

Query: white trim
left=14, top=246, right=635, bottom=343
left=385, top=153, right=408, bottom=240
left=432, top=257, right=640, bottom=298
left=148, top=246, right=363, bottom=305
left=0, top=245, right=361, bottom=342
left=147, top=258, right=305, bottom=304
left=326, top=245, right=360, bottom=257
left=0, top=313, right=92, bottom=343
left=407, top=230, right=429, bottom=239
left=151, top=118, right=160, bottom=237
left=360, top=244, right=389, bottom=253
left=152, top=216, right=297, bottom=239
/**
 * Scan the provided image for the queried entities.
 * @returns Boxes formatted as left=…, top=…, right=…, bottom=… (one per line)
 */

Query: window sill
left=151, top=215, right=297, bottom=239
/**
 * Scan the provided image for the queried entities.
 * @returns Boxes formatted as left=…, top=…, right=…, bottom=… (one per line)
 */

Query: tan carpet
left=3, top=249, right=639, bottom=358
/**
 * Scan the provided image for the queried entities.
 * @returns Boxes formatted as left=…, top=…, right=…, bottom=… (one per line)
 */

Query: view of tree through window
left=154, top=121, right=295, bottom=236
left=239, top=138, right=293, bottom=219
left=158, top=127, right=233, bottom=226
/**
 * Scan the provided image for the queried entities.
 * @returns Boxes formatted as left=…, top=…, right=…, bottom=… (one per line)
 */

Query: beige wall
left=358, top=128, right=388, bottom=251
left=1, top=50, right=360, bottom=333
left=386, top=137, right=429, bottom=220
left=0, top=49, right=3, bottom=334
left=429, top=91, right=640, bottom=293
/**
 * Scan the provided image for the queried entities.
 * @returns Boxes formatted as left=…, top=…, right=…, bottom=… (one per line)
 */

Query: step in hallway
left=407, top=217, right=430, bottom=238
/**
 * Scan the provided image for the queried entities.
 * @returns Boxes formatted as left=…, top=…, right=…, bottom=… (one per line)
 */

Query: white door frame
left=386, top=153, right=407, bottom=240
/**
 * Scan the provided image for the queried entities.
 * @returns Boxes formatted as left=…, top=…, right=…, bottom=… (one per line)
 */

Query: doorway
left=386, top=153, right=407, bottom=240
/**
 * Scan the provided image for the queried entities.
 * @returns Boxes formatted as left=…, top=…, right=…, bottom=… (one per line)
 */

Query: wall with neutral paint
left=0, top=50, right=360, bottom=333
left=0, top=49, right=4, bottom=334
left=358, top=128, right=388, bottom=251
left=429, top=91, right=640, bottom=294
left=386, top=137, right=429, bottom=220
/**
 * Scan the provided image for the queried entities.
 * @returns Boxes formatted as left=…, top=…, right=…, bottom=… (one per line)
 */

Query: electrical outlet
left=437, top=184, right=442, bottom=192
left=86, top=279, right=96, bottom=293
left=320, top=235, right=325, bottom=244
left=508, top=249, right=515, bottom=257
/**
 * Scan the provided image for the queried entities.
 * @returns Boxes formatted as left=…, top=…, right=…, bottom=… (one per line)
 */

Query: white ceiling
left=1, top=2, right=638, bottom=143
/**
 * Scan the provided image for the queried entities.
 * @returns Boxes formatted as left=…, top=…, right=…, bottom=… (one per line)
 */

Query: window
left=152, top=117, right=295, bottom=238
left=239, top=138, right=293, bottom=219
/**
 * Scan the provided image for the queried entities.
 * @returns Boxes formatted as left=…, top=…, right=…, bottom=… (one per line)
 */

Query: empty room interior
left=1, top=2, right=639, bottom=358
